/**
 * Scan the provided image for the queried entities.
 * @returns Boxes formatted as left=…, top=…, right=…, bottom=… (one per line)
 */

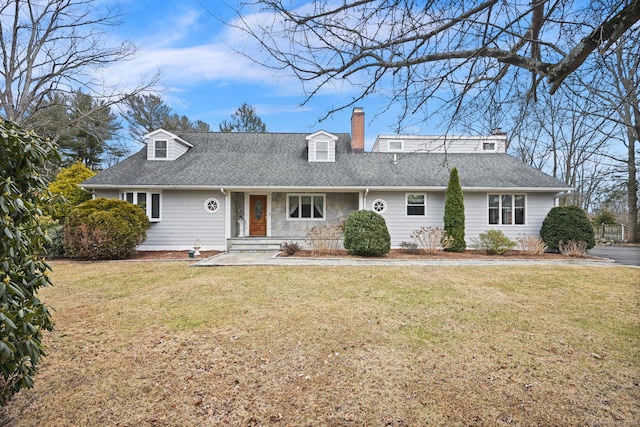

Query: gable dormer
left=144, top=129, right=193, bottom=161
left=306, top=131, right=338, bottom=162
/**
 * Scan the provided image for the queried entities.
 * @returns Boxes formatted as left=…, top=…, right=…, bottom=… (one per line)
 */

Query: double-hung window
left=406, top=193, right=426, bottom=216
left=315, top=141, right=329, bottom=161
left=288, top=194, right=325, bottom=220
left=154, top=140, right=167, bottom=159
left=488, top=194, right=525, bottom=225
left=122, top=191, right=162, bottom=222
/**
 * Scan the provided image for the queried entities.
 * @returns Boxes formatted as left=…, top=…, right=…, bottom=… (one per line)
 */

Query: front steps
left=228, top=237, right=283, bottom=252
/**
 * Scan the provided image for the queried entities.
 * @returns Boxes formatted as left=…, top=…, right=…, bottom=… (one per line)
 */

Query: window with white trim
left=315, top=141, right=329, bottom=161
left=154, top=140, right=167, bottom=158
left=287, top=194, right=325, bottom=220
left=488, top=194, right=525, bottom=225
left=388, top=140, right=403, bottom=151
left=406, top=193, right=426, bottom=216
left=122, top=191, right=162, bottom=222
left=482, top=142, right=496, bottom=151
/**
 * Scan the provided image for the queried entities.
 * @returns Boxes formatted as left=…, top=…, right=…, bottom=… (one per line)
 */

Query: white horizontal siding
left=140, top=190, right=226, bottom=251
left=374, top=135, right=507, bottom=153
left=168, top=139, right=189, bottom=160
left=366, top=190, right=556, bottom=248
left=366, top=191, right=445, bottom=247
left=93, top=189, right=120, bottom=199
left=464, top=192, right=555, bottom=245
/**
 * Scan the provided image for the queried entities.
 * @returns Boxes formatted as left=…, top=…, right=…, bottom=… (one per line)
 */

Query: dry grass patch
left=1, top=262, right=638, bottom=426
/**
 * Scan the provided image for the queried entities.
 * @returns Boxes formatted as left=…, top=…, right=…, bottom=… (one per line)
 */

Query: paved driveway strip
left=194, top=252, right=625, bottom=267
left=588, top=245, right=640, bottom=267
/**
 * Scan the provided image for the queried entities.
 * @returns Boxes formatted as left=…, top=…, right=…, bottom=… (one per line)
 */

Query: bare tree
left=579, top=33, right=639, bottom=242
left=230, top=1, right=640, bottom=124
left=509, top=87, right=614, bottom=211
left=0, top=0, right=156, bottom=139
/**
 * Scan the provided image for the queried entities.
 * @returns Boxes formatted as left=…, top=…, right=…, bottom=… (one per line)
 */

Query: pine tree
left=219, top=103, right=267, bottom=132
left=444, top=167, right=466, bottom=252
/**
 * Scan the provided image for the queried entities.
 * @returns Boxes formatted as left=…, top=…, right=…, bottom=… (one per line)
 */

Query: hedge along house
left=82, top=108, right=571, bottom=251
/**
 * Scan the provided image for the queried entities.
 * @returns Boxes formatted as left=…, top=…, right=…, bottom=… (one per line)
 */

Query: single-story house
left=82, top=108, right=571, bottom=251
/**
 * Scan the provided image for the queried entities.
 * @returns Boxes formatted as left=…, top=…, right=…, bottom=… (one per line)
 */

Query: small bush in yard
left=558, top=240, right=589, bottom=257
left=516, top=234, right=548, bottom=255
left=540, top=205, right=595, bottom=252
left=343, top=210, right=390, bottom=256
left=305, top=224, right=343, bottom=254
left=399, top=241, right=420, bottom=254
left=475, top=229, right=516, bottom=255
left=410, top=226, right=454, bottom=254
left=281, top=241, right=302, bottom=256
left=64, top=198, right=150, bottom=260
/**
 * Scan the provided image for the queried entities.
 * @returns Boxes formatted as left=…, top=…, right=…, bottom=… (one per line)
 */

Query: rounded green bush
left=540, top=205, right=595, bottom=251
left=63, top=198, right=150, bottom=260
left=475, top=229, right=516, bottom=255
left=343, top=210, right=391, bottom=256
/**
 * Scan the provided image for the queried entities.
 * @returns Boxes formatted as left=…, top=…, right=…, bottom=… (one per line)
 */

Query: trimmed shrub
left=64, top=198, right=150, bottom=260
left=540, top=205, right=595, bottom=251
left=474, top=229, right=516, bottom=255
left=343, top=210, right=391, bottom=256
left=444, top=167, right=466, bottom=252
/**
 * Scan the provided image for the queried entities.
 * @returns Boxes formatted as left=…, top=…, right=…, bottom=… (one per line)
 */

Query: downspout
left=220, top=188, right=230, bottom=250
left=363, top=188, right=369, bottom=210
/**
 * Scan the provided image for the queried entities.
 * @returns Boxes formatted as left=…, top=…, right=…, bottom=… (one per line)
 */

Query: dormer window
left=388, top=140, right=403, bottom=151
left=306, top=131, right=338, bottom=162
left=315, top=141, right=329, bottom=161
left=154, top=140, right=168, bottom=158
left=483, top=142, right=496, bottom=151
left=144, top=130, right=193, bottom=161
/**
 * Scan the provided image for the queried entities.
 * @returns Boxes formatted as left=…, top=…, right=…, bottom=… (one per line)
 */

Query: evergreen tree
left=444, top=167, right=466, bottom=252
left=219, top=103, right=267, bottom=132
left=29, top=90, right=121, bottom=169
left=48, top=162, right=96, bottom=219
left=123, top=94, right=211, bottom=143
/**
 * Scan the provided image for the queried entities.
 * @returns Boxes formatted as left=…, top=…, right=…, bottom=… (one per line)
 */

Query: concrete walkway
left=194, top=251, right=622, bottom=267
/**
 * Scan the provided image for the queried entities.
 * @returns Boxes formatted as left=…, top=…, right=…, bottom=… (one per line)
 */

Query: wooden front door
left=249, top=195, right=267, bottom=236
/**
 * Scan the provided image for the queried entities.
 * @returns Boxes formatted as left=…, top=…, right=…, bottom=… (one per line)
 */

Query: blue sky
left=106, top=0, right=434, bottom=151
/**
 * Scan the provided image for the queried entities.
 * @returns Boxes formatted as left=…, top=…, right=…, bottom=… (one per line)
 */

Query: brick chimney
left=351, top=107, right=365, bottom=153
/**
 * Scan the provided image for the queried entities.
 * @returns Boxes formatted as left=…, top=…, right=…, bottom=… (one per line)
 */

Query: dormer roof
left=144, top=129, right=193, bottom=161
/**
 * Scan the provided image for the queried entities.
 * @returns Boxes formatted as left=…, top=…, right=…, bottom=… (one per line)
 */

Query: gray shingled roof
left=83, top=132, right=570, bottom=190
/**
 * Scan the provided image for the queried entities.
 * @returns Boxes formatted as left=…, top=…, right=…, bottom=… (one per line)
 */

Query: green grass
left=1, top=262, right=638, bottom=426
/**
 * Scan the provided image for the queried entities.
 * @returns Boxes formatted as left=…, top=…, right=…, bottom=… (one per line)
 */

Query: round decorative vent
left=204, top=198, right=220, bottom=213
left=372, top=199, right=387, bottom=213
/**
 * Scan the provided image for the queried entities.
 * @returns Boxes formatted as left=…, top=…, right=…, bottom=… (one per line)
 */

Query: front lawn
left=1, top=262, right=638, bottom=426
